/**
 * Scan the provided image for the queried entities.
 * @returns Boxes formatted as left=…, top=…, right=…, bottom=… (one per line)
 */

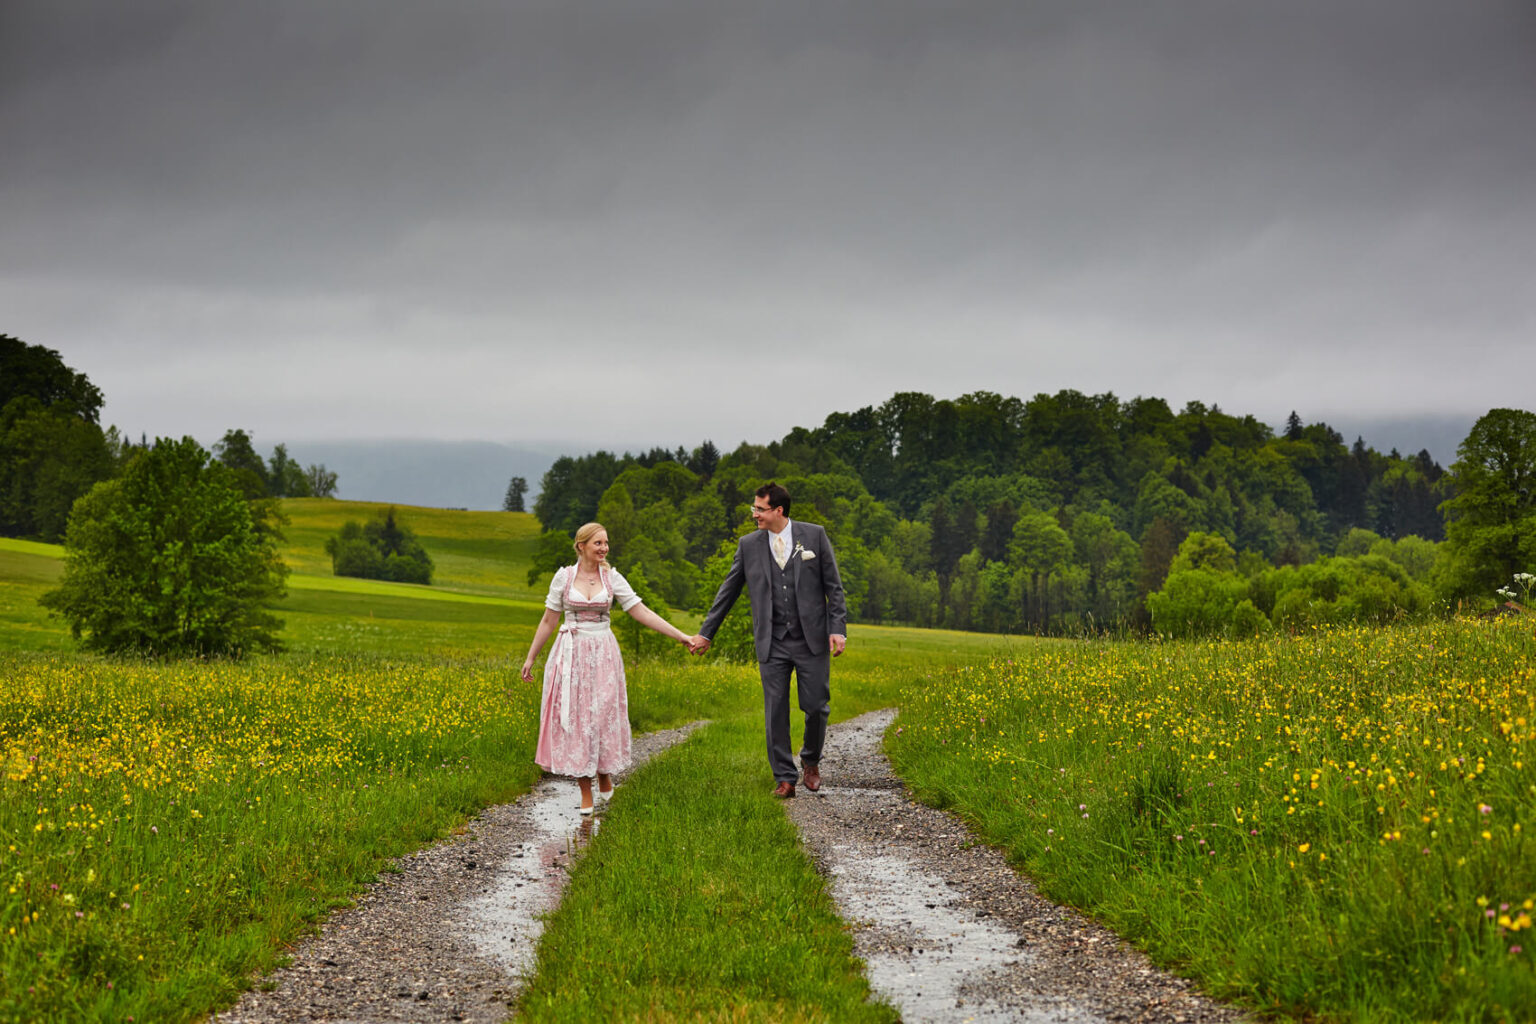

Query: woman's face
left=580, top=530, right=610, bottom=563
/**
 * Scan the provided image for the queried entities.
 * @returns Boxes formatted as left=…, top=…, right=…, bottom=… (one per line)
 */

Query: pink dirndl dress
left=534, top=563, right=636, bottom=777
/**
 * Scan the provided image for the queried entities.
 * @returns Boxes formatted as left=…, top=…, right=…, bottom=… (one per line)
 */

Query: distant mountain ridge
left=285, top=440, right=565, bottom=511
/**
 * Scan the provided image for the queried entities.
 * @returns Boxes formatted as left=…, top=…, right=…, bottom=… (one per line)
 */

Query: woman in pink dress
left=521, top=522, right=694, bottom=814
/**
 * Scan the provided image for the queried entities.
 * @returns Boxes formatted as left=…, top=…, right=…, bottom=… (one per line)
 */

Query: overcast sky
left=4, top=1, right=1533, bottom=461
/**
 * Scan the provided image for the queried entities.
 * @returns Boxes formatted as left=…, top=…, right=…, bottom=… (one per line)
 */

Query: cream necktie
left=773, top=532, right=788, bottom=569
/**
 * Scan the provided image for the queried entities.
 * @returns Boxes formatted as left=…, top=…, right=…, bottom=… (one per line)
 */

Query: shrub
left=1265, top=555, right=1431, bottom=629
left=1146, top=532, right=1253, bottom=638
left=39, top=437, right=286, bottom=656
left=1145, top=567, right=1251, bottom=638
left=1228, top=598, right=1272, bottom=636
left=324, top=507, right=433, bottom=584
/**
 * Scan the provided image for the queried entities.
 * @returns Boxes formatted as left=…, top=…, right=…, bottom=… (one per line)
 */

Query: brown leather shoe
left=802, top=764, right=821, bottom=792
left=773, top=781, right=796, bottom=799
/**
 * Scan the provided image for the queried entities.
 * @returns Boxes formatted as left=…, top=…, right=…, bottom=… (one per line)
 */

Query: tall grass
left=888, top=619, right=1536, bottom=1022
left=0, top=652, right=544, bottom=1022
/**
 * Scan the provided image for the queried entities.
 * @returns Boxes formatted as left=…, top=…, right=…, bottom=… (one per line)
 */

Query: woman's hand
left=522, top=609, right=561, bottom=685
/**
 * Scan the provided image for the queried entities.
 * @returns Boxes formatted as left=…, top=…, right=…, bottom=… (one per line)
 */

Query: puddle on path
left=457, top=776, right=599, bottom=978
left=791, top=709, right=1116, bottom=1024
left=828, top=846, right=1091, bottom=1023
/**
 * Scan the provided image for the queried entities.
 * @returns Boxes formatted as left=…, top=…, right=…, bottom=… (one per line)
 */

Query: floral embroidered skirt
left=535, top=628, right=632, bottom=777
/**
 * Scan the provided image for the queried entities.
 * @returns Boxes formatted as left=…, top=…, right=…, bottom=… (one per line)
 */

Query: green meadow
left=889, top=624, right=1536, bottom=1022
left=0, top=502, right=1016, bottom=1023
left=2, top=500, right=1531, bottom=1022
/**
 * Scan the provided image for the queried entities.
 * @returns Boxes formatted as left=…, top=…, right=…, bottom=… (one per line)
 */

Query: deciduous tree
left=214, top=429, right=269, bottom=499
left=304, top=463, right=339, bottom=499
left=0, top=339, right=114, bottom=540
left=0, top=335, right=103, bottom=422
left=0, top=398, right=114, bottom=540
left=267, top=444, right=311, bottom=498
left=39, top=437, right=287, bottom=656
left=1438, top=407, right=1536, bottom=598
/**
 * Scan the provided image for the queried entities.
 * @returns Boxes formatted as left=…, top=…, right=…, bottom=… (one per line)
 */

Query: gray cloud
left=3, top=1, right=1533, bottom=456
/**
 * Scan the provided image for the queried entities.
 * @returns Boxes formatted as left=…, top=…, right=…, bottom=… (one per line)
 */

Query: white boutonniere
left=796, top=542, right=815, bottom=561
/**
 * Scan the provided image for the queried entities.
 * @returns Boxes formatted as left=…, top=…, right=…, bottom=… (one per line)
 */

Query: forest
left=531, top=390, right=1535, bottom=637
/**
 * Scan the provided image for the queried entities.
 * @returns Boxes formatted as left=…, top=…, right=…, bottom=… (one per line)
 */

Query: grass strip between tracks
left=517, top=715, right=898, bottom=1023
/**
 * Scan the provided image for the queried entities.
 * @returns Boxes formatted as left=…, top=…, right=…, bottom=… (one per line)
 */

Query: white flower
left=1515, top=572, right=1535, bottom=584
left=796, top=542, right=815, bottom=561
left=1498, top=587, right=1516, bottom=599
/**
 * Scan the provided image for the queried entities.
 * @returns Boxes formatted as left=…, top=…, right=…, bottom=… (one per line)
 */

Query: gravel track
left=211, top=722, right=705, bottom=1024
left=784, top=709, right=1253, bottom=1024
left=212, top=709, right=1251, bottom=1023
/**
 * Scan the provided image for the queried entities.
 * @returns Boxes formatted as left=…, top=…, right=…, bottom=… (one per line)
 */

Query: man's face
left=751, top=496, right=786, bottom=532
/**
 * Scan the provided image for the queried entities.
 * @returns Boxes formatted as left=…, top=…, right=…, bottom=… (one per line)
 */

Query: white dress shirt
left=770, top=519, right=792, bottom=568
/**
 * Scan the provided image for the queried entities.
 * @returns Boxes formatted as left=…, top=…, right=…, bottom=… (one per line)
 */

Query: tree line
left=529, top=390, right=1535, bottom=638
left=1, top=335, right=338, bottom=544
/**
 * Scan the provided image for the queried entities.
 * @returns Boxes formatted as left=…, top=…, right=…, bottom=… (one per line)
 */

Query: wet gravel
left=213, top=710, right=1253, bottom=1023
left=212, top=722, right=705, bottom=1024
left=784, top=709, right=1254, bottom=1024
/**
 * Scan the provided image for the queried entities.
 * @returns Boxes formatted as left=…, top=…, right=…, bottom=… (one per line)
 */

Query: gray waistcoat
left=770, top=552, right=803, bottom=640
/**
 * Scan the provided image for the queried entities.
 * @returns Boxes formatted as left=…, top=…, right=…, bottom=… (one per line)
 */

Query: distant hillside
left=284, top=440, right=564, bottom=511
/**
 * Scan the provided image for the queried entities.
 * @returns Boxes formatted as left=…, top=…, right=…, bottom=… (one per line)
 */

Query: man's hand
left=687, top=634, right=712, bottom=655
left=829, top=634, right=846, bottom=657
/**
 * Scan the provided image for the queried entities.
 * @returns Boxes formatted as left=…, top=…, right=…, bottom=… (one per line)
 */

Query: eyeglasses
left=749, top=504, right=777, bottom=515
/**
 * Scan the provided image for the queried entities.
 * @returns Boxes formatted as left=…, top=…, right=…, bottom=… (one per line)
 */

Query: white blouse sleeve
left=606, top=568, right=644, bottom=612
left=544, top=567, right=567, bottom=612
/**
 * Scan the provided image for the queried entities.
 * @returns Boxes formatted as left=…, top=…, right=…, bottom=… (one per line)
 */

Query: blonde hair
left=573, top=522, right=607, bottom=556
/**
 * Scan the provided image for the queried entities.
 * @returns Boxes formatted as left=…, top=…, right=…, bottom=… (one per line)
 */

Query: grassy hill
left=0, top=538, right=69, bottom=652
left=2, top=498, right=1010, bottom=661
left=277, top=499, right=545, bottom=600
left=275, top=499, right=552, bottom=656
left=0, top=499, right=557, bottom=657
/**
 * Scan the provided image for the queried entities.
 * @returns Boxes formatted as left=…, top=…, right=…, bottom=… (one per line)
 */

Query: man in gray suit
left=690, top=481, right=847, bottom=797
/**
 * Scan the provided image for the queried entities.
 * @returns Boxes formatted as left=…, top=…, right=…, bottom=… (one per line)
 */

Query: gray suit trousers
left=760, top=632, right=831, bottom=783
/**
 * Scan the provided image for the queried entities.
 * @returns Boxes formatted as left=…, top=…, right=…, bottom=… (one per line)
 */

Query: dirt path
left=212, top=722, right=705, bottom=1024
left=784, top=709, right=1252, bottom=1023
left=214, top=710, right=1251, bottom=1023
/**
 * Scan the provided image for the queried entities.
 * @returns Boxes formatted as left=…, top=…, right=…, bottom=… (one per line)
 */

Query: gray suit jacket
left=699, top=521, right=848, bottom=662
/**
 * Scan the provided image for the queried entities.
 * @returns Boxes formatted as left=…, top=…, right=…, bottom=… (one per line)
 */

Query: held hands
left=684, top=634, right=712, bottom=656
